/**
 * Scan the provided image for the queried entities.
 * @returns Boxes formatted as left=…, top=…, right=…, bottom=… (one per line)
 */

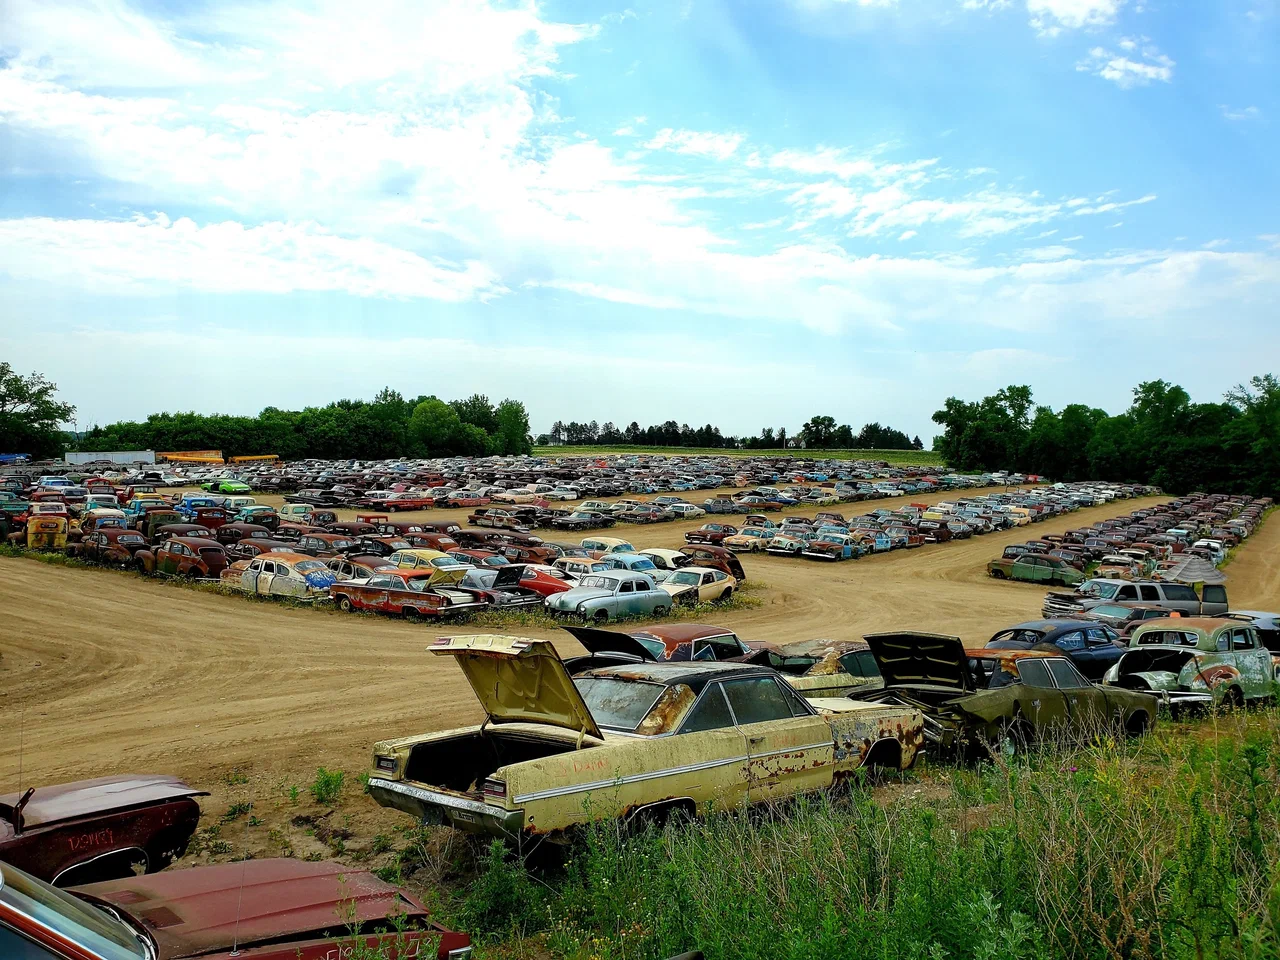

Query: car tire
left=990, top=719, right=1033, bottom=760
left=653, top=605, right=669, bottom=618
left=592, top=609, right=610, bottom=625
left=1218, top=685, right=1244, bottom=714
left=718, top=588, right=733, bottom=602
left=990, top=569, right=1006, bottom=579
left=337, top=596, right=354, bottom=613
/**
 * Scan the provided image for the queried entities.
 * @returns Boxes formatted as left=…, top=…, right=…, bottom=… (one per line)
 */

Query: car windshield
left=629, top=558, right=656, bottom=570
left=0, top=862, right=149, bottom=960
left=295, top=560, right=327, bottom=572
left=668, top=571, right=702, bottom=586
left=573, top=677, right=666, bottom=732
left=1092, top=604, right=1132, bottom=617
left=1080, top=581, right=1121, bottom=600
left=578, top=576, right=621, bottom=590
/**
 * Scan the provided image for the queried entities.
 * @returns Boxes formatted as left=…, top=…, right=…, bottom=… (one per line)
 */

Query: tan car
left=658, top=565, right=737, bottom=604
left=722, top=527, right=773, bottom=553
left=367, top=635, right=923, bottom=841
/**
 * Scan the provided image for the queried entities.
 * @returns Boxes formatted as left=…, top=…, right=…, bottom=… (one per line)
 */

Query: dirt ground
left=2, top=490, right=1275, bottom=869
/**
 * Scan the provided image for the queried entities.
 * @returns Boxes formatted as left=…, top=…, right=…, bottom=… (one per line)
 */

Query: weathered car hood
left=561, top=625, right=658, bottom=662
left=548, top=586, right=612, bottom=606
left=0, top=775, right=207, bottom=830
left=77, top=859, right=426, bottom=960
left=431, top=635, right=603, bottom=740
left=865, top=632, right=970, bottom=690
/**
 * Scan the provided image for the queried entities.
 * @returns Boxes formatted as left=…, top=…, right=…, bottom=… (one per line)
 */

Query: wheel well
left=862, top=738, right=903, bottom=770
left=1124, top=710, right=1150, bottom=736
left=53, top=847, right=148, bottom=888
left=626, top=797, right=697, bottom=828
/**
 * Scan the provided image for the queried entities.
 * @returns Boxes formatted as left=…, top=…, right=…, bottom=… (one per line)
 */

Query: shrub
left=309, top=767, right=345, bottom=806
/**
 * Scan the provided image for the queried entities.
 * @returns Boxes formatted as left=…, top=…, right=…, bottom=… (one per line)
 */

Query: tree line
left=72, top=390, right=533, bottom=460
left=932, top=375, right=1280, bottom=497
left=539, top=418, right=923, bottom=450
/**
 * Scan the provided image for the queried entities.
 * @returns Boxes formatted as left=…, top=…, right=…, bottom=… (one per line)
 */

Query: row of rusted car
left=986, top=493, right=1270, bottom=587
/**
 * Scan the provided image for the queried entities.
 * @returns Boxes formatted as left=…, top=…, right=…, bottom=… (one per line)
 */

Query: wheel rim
left=339, top=598, right=352, bottom=612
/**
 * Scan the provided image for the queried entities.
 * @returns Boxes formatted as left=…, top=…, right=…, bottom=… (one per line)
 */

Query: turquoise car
left=545, top=572, right=671, bottom=623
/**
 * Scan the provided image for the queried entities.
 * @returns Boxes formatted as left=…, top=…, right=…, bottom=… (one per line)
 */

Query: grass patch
left=533, top=445, right=945, bottom=467
left=445, top=710, right=1280, bottom=960
left=1222, top=506, right=1273, bottom=570
left=309, top=767, right=345, bottom=806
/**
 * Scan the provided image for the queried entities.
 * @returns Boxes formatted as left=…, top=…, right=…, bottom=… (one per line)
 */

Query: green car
left=202, top=478, right=252, bottom=494
left=987, top=552, right=1085, bottom=587
left=1104, top=617, right=1277, bottom=712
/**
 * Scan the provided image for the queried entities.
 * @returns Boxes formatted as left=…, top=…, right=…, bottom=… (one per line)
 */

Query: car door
left=722, top=676, right=834, bottom=803
left=1007, top=658, right=1070, bottom=740
left=256, top=560, right=278, bottom=595
left=1075, top=626, right=1123, bottom=680
left=1045, top=657, right=1109, bottom=738
left=1229, top=627, right=1270, bottom=699
left=244, top=558, right=264, bottom=591
left=158, top=542, right=181, bottom=576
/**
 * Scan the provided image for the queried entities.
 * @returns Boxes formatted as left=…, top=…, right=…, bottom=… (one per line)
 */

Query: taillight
left=482, top=779, right=506, bottom=802
left=375, top=756, right=396, bottom=773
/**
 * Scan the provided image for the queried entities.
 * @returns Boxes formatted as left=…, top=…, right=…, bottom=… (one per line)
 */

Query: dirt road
left=0, top=493, right=1272, bottom=860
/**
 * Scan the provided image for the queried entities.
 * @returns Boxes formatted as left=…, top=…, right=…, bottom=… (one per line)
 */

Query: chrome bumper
left=367, top=778, right=525, bottom=836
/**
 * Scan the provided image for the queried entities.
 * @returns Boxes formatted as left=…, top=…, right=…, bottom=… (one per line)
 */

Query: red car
left=516, top=564, right=575, bottom=597
left=329, top=569, right=488, bottom=618
left=1, top=775, right=206, bottom=887
left=0, top=857, right=472, bottom=959
left=446, top=494, right=489, bottom=508
left=382, top=492, right=435, bottom=512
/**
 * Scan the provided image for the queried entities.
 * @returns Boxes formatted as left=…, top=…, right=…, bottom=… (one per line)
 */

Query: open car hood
left=864, top=631, right=970, bottom=690
left=560, top=625, right=658, bottom=662
left=424, top=566, right=468, bottom=586
left=490, top=562, right=527, bottom=588
left=431, top=636, right=603, bottom=740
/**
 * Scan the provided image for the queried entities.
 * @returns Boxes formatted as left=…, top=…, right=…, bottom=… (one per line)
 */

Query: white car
left=658, top=566, right=737, bottom=604
left=668, top=503, right=706, bottom=520
left=546, top=487, right=581, bottom=501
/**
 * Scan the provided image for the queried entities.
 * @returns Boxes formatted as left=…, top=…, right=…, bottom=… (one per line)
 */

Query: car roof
left=1004, top=619, right=1094, bottom=632
left=631, top=623, right=736, bottom=643
left=256, top=552, right=314, bottom=564
left=577, top=660, right=778, bottom=692
left=1138, top=617, right=1239, bottom=631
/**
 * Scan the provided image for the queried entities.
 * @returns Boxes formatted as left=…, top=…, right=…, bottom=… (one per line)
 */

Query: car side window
left=1016, top=659, right=1053, bottom=688
left=1163, top=584, right=1197, bottom=601
left=248, top=559, right=262, bottom=572
left=1055, top=631, right=1085, bottom=651
left=1139, top=585, right=1160, bottom=601
left=1216, top=631, right=1230, bottom=652
left=1046, top=658, right=1090, bottom=689
left=1116, top=585, right=1138, bottom=600
left=261, top=561, right=276, bottom=575
left=618, top=580, right=634, bottom=594
left=1231, top=629, right=1254, bottom=650
left=723, top=677, right=794, bottom=725
left=367, top=575, right=392, bottom=588
left=681, top=684, right=735, bottom=733
left=1085, top=628, right=1113, bottom=646
left=702, top=572, right=715, bottom=585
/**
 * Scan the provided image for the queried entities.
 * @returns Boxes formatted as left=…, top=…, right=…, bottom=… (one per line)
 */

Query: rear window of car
left=574, top=677, right=665, bottom=732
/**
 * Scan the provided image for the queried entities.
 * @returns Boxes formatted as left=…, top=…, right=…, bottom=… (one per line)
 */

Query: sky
left=1, top=0, right=1277, bottom=442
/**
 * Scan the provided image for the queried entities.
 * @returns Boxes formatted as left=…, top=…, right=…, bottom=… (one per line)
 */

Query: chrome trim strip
left=749, top=740, right=834, bottom=759
left=368, top=778, right=512, bottom=819
left=513, top=754, right=750, bottom=803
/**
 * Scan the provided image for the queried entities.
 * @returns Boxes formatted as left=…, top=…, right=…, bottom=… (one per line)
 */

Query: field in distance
left=531, top=445, right=945, bottom=466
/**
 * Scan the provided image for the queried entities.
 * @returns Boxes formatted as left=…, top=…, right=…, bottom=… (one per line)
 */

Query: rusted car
left=211, top=522, right=274, bottom=548
left=381, top=491, right=436, bottom=511
left=859, top=632, right=1158, bottom=759
left=742, top=638, right=884, bottom=698
left=221, top=552, right=337, bottom=600
left=190, top=506, right=231, bottom=529
left=0, top=858, right=472, bottom=959
left=135, top=537, right=229, bottom=579
left=367, top=635, right=923, bottom=841
left=460, top=565, right=545, bottom=608
left=679, top=544, right=747, bottom=581
left=684, top=522, right=738, bottom=545
left=468, top=507, right=529, bottom=529
left=0, top=774, right=205, bottom=886
left=69, top=528, right=150, bottom=567
left=329, top=568, right=488, bottom=617
left=326, top=554, right=397, bottom=581
left=225, top=537, right=296, bottom=561
left=290, top=532, right=360, bottom=557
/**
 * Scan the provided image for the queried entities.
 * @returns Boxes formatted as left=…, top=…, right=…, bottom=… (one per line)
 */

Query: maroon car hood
left=0, top=775, right=206, bottom=830
left=79, top=859, right=431, bottom=959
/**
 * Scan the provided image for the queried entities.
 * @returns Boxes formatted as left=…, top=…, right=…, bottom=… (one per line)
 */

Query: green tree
left=451, top=394, right=499, bottom=434
left=494, top=399, right=532, bottom=455
left=0, top=363, right=76, bottom=459
left=799, top=415, right=837, bottom=448
left=409, top=398, right=462, bottom=453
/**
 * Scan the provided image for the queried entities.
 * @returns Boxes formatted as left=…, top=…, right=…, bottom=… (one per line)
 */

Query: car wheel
left=990, top=569, right=1006, bottom=579
left=718, top=588, right=734, bottom=602
left=989, top=719, right=1033, bottom=760
left=1218, top=685, right=1244, bottom=714
left=653, top=605, right=669, bottom=617
left=592, top=609, right=610, bottom=625
left=337, top=596, right=354, bottom=613
left=1123, top=711, right=1150, bottom=738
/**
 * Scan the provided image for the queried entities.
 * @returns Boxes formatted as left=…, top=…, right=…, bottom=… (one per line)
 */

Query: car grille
left=1041, top=595, right=1084, bottom=618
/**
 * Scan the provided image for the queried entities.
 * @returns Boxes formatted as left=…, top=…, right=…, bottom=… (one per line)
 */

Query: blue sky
left=1, top=0, right=1277, bottom=442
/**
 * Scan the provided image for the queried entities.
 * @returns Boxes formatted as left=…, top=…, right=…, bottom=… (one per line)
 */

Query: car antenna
left=228, top=780, right=254, bottom=957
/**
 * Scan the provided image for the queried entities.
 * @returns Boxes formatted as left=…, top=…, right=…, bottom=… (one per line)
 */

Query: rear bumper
left=367, top=778, right=524, bottom=836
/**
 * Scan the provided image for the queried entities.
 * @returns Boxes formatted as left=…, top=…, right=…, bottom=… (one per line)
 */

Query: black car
left=985, top=619, right=1125, bottom=680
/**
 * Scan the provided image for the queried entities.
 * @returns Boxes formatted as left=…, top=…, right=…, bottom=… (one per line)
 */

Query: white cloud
left=1077, top=40, right=1174, bottom=87
left=899, top=230, right=918, bottom=240
left=1027, top=0, right=1123, bottom=36
left=1220, top=105, right=1262, bottom=121
left=644, top=128, right=745, bottom=160
left=1071, top=194, right=1157, bottom=215
left=0, top=214, right=503, bottom=301
left=1023, top=245, right=1077, bottom=260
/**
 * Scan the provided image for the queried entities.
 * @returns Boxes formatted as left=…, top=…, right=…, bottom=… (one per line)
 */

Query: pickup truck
left=367, top=635, right=923, bottom=840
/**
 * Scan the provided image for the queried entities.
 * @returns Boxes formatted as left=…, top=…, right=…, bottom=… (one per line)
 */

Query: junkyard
left=1, top=453, right=1278, bottom=959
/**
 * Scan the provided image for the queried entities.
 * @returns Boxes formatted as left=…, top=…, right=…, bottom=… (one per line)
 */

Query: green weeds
left=309, top=767, right=345, bottom=806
